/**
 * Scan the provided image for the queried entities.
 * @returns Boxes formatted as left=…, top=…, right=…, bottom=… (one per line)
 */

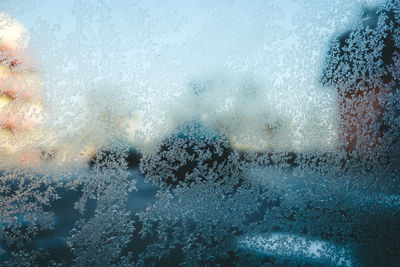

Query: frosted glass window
left=0, top=0, right=399, bottom=265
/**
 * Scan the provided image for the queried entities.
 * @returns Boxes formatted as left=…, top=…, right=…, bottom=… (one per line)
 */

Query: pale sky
left=6, top=0, right=388, bottom=150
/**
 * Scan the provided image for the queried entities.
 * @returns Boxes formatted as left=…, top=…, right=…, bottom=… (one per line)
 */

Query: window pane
left=1, top=0, right=399, bottom=265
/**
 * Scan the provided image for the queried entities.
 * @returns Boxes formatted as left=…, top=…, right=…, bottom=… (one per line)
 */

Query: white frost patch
left=237, top=232, right=353, bottom=266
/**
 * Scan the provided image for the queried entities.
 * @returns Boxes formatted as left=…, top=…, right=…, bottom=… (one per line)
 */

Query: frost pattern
left=0, top=0, right=399, bottom=266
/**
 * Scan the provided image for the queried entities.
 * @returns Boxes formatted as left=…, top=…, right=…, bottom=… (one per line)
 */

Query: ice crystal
left=0, top=0, right=399, bottom=266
